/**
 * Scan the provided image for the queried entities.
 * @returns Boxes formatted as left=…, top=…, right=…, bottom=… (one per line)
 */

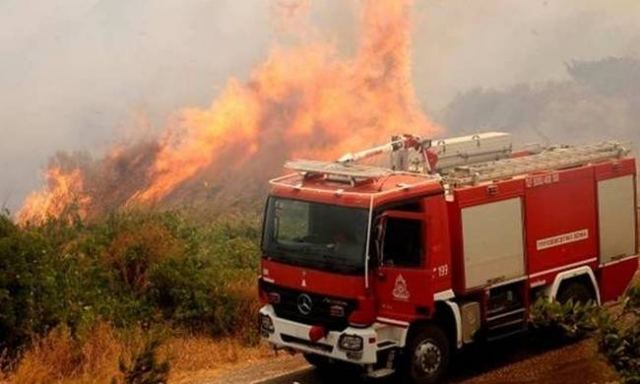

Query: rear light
left=338, top=334, right=363, bottom=351
left=259, top=314, right=274, bottom=335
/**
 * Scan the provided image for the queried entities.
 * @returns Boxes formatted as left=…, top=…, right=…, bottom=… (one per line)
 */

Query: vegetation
left=531, top=286, right=640, bottom=383
left=117, top=336, right=170, bottom=384
left=530, top=298, right=599, bottom=339
left=598, top=287, right=640, bottom=384
left=0, top=210, right=262, bottom=381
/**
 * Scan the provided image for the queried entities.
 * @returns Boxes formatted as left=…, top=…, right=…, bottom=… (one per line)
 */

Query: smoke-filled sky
left=1, top=0, right=639, bottom=212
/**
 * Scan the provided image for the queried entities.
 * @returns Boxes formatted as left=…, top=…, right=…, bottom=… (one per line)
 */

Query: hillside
left=437, top=57, right=640, bottom=149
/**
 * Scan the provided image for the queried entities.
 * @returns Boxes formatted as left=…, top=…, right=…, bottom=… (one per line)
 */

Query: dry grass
left=1, top=323, right=271, bottom=384
left=166, top=337, right=272, bottom=384
left=5, top=323, right=143, bottom=384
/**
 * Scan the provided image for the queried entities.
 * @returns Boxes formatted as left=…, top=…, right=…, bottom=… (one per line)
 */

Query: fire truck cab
left=258, top=132, right=638, bottom=383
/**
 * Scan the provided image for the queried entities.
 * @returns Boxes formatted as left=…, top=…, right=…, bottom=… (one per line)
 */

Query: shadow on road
left=263, top=333, right=590, bottom=384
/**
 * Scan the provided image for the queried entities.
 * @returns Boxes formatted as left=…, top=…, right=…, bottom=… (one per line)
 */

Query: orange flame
left=132, top=0, right=437, bottom=204
left=19, top=0, right=441, bottom=223
left=18, top=167, right=91, bottom=225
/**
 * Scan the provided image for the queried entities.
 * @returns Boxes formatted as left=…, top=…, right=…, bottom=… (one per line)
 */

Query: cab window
left=382, top=217, right=423, bottom=268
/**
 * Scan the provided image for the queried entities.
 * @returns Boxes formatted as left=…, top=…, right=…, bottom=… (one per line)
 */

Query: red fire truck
left=258, top=132, right=638, bottom=383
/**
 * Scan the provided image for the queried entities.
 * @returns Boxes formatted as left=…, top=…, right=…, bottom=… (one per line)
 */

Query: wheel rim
left=413, top=340, right=442, bottom=377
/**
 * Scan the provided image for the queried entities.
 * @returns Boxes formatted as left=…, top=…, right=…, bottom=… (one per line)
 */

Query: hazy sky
left=1, top=0, right=639, bottom=211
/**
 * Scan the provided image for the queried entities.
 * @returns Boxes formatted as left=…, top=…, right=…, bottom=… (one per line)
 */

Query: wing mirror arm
left=374, top=215, right=387, bottom=271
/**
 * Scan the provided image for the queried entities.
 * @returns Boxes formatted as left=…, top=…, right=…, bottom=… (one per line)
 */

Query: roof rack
left=443, top=141, right=631, bottom=187
left=284, top=159, right=393, bottom=185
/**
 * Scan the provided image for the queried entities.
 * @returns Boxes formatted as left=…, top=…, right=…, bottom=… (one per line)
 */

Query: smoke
left=437, top=57, right=640, bottom=149
left=0, top=0, right=274, bottom=212
left=412, top=0, right=640, bottom=110
left=2, top=0, right=639, bottom=214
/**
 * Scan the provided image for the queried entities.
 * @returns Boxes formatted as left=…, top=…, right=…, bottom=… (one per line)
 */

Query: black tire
left=401, top=325, right=450, bottom=384
left=303, top=353, right=357, bottom=378
left=303, top=353, right=332, bottom=370
left=557, top=280, right=594, bottom=305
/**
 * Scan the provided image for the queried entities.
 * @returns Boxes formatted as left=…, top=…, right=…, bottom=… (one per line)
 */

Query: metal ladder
left=443, top=141, right=631, bottom=187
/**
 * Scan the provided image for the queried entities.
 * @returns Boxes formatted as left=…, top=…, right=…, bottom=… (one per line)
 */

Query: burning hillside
left=18, top=0, right=439, bottom=224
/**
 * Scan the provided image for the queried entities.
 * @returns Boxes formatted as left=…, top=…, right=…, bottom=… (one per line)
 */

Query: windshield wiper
left=267, top=241, right=362, bottom=274
left=319, top=251, right=362, bottom=272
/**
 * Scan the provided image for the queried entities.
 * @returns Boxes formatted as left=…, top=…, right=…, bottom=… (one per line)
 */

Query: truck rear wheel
left=557, top=280, right=594, bottom=305
left=401, top=325, right=450, bottom=384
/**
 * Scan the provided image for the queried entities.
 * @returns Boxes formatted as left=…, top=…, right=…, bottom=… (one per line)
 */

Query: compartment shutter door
left=598, top=175, right=636, bottom=265
left=462, top=198, right=525, bottom=289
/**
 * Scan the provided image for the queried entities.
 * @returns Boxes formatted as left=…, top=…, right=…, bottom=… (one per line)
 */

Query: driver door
left=374, top=211, right=433, bottom=321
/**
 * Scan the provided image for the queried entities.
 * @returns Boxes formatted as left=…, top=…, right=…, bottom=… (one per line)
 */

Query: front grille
left=281, top=334, right=334, bottom=353
left=262, top=282, right=357, bottom=331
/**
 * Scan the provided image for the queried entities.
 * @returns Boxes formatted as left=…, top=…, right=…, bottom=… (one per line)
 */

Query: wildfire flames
left=18, top=167, right=91, bottom=224
left=18, top=0, right=440, bottom=224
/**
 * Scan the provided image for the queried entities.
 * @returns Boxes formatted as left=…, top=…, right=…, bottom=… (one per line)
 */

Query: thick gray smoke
left=1, top=0, right=639, bottom=212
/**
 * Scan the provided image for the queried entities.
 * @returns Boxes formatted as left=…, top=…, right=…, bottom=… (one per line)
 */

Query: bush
left=531, top=285, right=640, bottom=383
left=0, top=210, right=262, bottom=357
left=597, top=286, right=640, bottom=383
left=0, top=215, right=61, bottom=351
left=530, top=297, right=599, bottom=339
left=103, top=221, right=185, bottom=296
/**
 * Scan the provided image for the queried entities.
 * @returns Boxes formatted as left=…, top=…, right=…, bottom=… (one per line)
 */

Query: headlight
left=260, top=314, right=274, bottom=335
left=338, top=334, right=363, bottom=351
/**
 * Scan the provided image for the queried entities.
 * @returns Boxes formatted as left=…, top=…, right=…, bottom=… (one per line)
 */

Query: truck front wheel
left=401, top=325, right=450, bottom=384
left=303, top=353, right=355, bottom=376
left=303, top=353, right=331, bottom=370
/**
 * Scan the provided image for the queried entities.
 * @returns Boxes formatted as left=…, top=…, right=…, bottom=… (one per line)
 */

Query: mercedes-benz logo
left=297, top=294, right=313, bottom=315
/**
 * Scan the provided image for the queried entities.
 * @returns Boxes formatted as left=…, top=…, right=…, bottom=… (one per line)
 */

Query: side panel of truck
left=524, top=166, right=598, bottom=276
left=449, top=160, right=638, bottom=300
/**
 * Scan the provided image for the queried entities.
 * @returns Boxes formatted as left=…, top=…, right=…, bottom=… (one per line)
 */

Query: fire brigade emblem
left=392, top=274, right=410, bottom=301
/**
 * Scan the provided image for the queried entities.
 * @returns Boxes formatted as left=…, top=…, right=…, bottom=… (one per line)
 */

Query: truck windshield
left=262, top=197, right=369, bottom=275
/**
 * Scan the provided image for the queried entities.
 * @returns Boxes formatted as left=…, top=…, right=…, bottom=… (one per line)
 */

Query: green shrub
left=0, top=215, right=61, bottom=350
left=597, top=286, right=640, bottom=383
left=530, top=297, right=600, bottom=338
left=0, top=209, right=262, bottom=355
left=530, top=286, right=640, bottom=383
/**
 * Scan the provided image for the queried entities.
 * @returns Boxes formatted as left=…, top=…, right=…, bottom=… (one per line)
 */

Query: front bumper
left=259, top=305, right=406, bottom=365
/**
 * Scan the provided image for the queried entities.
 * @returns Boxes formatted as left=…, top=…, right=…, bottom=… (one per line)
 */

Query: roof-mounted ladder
left=444, top=141, right=631, bottom=187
